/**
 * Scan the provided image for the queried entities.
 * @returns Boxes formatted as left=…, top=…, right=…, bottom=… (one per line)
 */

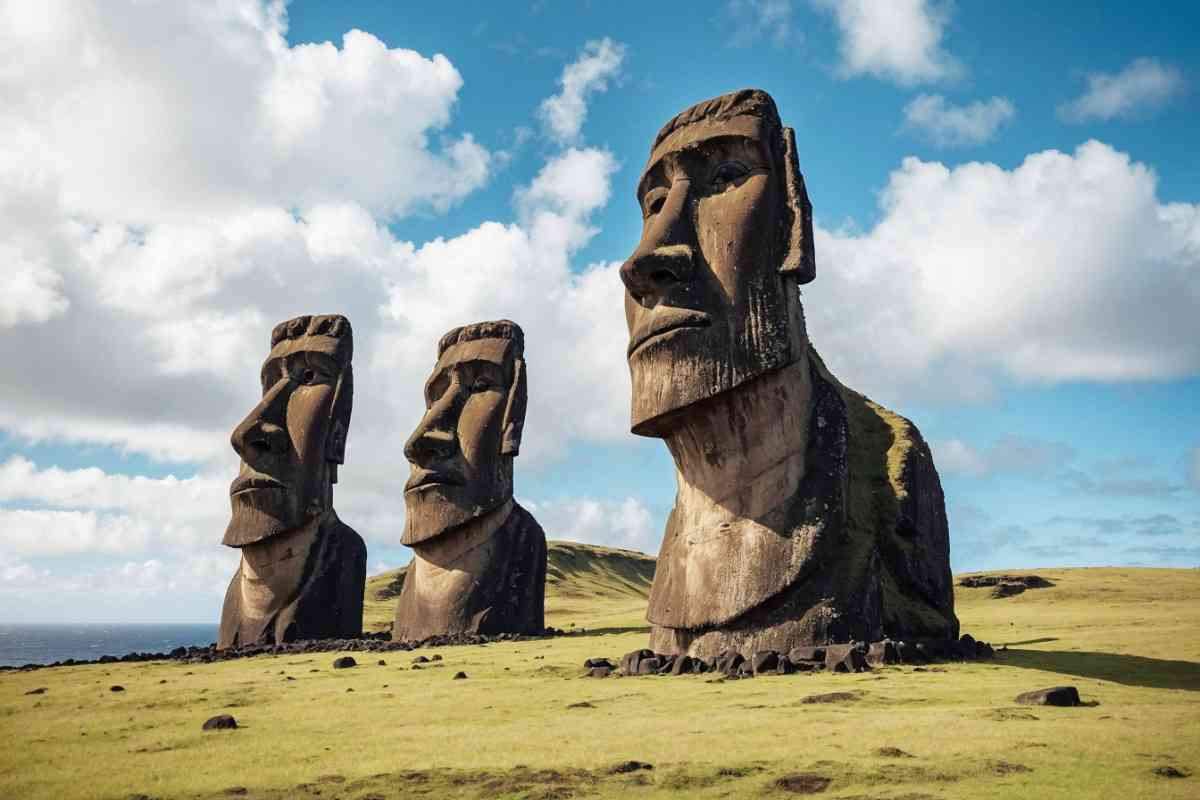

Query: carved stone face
left=403, top=335, right=523, bottom=545
left=621, top=110, right=807, bottom=437
left=224, top=326, right=350, bottom=547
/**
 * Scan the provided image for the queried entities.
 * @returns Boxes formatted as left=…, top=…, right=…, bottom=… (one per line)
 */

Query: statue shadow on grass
left=998, top=648, right=1200, bottom=691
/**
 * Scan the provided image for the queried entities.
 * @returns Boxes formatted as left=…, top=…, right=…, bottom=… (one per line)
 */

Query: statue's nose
left=620, top=181, right=694, bottom=307
left=231, top=381, right=290, bottom=463
left=404, top=390, right=460, bottom=465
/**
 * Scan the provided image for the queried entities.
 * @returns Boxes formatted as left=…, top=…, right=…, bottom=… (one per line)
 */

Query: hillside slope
left=363, top=539, right=656, bottom=633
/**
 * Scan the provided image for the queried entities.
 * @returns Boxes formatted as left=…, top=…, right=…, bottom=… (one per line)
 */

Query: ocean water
left=0, top=623, right=218, bottom=668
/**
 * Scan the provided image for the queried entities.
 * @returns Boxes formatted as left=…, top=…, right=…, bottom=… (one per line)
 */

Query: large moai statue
left=620, top=89, right=957, bottom=660
left=218, top=314, right=366, bottom=649
left=393, top=320, right=547, bottom=640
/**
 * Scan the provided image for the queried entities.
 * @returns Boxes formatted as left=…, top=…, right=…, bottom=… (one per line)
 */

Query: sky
left=0, top=0, right=1197, bottom=623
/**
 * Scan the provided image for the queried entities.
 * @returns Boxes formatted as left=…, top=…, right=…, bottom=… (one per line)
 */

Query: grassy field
left=1, top=546, right=1197, bottom=800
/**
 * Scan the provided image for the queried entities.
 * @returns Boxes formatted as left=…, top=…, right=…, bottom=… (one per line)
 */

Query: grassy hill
left=2, top=549, right=1197, bottom=800
left=362, top=540, right=656, bottom=634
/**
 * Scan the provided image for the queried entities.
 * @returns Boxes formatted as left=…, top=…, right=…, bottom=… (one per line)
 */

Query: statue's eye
left=710, top=161, right=749, bottom=190
left=470, top=376, right=495, bottom=393
left=300, top=369, right=317, bottom=384
left=642, top=187, right=668, bottom=218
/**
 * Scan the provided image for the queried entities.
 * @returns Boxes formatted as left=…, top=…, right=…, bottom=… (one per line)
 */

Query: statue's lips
left=230, top=474, right=286, bottom=496
left=405, top=468, right=465, bottom=493
left=627, top=308, right=711, bottom=357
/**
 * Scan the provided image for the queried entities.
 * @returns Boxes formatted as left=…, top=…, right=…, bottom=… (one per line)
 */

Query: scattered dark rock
left=411, top=664, right=423, bottom=670
left=376, top=660, right=386, bottom=666
left=1014, top=686, right=1081, bottom=707
left=583, top=657, right=614, bottom=670
left=788, top=646, right=825, bottom=663
left=1152, top=766, right=1189, bottom=778
left=774, top=773, right=831, bottom=793
left=800, top=692, right=858, bottom=704
left=345, top=688, right=354, bottom=692
left=876, top=747, right=914, bottom=758
left=566, top=701, right=595, bottom=709
left=202, top=714, right=238, bottom=731
left=587, top=666, right=613, bottom=678
left=413, top=655, right=430, bottom=663
left=990, top=761, right=1033, bottom=775
left=24, top=687, right=47, bottom=695
left=332, top=656, right=356, bottom=669
left=751, top=650, right=780, bottom=675
left=715, top=649, right=746, bottom=677
left=826, top=644, right=870, bottom=673
left=610, top=761, right=654, bottom=774
left=620, top=649, right=654, bottom=676
left=430, top=654, right=442, bottom=661
left=637, top=657, right=663, bottom=675
left=453, top=671, right=468, bottom=680
left=223, top=787, right=248, bottom=796
left=109, top=685, right=125, bottom=692
left=867, top=640, right=899, bottom=666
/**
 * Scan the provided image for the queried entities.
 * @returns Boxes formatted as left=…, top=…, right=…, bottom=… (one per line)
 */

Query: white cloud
left=932, top=436, right=1074, bottom=479
left=538, top=38, right=625, bottom=144
left=1191, top=446, right=1200, bottom=491
left=0, top=1, right=488, bottom=224
left=1058, top=58, right=1185, bottom=123
left=902, top=94, right=1015, bottom=147
left=726, top=0, right=795, bottom=48
left=525, top=496, right=659, bottom=555
left=807, top=140, right=1200, bottom=406
left=813, top=0, right=961, bottom=85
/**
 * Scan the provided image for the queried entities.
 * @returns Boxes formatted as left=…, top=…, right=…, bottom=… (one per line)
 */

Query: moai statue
left=218, top=314, right=366, bottom=649
left=620, top=89, right=958, bottom=660
left=393, top=320, right=547, bottom=640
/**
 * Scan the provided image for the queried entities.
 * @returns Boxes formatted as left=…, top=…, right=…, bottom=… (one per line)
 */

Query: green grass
left=2, top=553, right=1198, bottom=800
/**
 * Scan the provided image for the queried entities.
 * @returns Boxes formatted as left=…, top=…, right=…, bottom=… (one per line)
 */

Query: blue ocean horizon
left=0, top=623, right=218, bottom=668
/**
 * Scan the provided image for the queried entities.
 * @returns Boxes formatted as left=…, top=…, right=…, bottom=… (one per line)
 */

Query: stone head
left=402, top=320, right=528, bottom=545
left=223, top=314, right=353, bottom=547
left=620, top=88, right=815, bottom=437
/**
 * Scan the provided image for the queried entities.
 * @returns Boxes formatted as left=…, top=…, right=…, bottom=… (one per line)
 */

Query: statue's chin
left=223, top=493, right=311, bottom=547
left=403, top=494, right=508, bottom=546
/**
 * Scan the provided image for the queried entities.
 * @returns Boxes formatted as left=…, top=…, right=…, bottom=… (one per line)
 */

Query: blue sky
left=0, top=0, right=1197, bottom=622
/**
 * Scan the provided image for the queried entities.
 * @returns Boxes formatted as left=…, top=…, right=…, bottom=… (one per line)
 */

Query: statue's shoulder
left=806, top=345, right=935, bottom=501
left=325, top=511, right=367, bottom=556
left=510, top=501, right=548, bottom=539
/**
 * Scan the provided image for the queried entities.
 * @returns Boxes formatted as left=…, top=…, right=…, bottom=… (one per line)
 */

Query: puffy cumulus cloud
left=902, top=94, right=1015, bottom=147
left=1058, top=58, right=1185, bottom=123
left=0, top=0, right=487, bottom=224
left=0, top=456, right=229, bottom=555
left=539, top=38, right=625, bottom=144
left=525, top=496, right=660, bottom=555
left=806, top=140, right=1200, bottom=406
left=725, top=0, right=796, bottom=48
left=812, top=0, right=962, bottom=85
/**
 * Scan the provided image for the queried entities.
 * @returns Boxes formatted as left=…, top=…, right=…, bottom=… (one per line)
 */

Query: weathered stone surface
left=1015, top=686, right=1081, bottom=707
left=332, top=656, right=356, bottom=669
left=584, top=657, right=614, bottom=670
left=714, top=649, right=746, bottom=677
left=637, top=657, right=663, bottom=675
left=867, top=640, right=899, bottom=665
left=826, top=644, right=870, bottom=673
left=202, top=714, right=238, bottom=731
left=751, top=650, right=780, bottom=675
left=788, top=646, right=826, bottom=663
left=394, top=321, right=547, bottom=640
left=587, top=666, right=613, bottom=678
left=620, top=90, right=957, bottom=661
left=219, top=315, right=366, bottom=649
left=620, top=649, right=655, bottom=676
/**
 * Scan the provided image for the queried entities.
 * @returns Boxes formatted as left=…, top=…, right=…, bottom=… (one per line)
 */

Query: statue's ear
left=500, top=356, right=527, bottom=457
left=326, top=364, right=353, bottom=470
left=778, top=126, right=815, bottom=284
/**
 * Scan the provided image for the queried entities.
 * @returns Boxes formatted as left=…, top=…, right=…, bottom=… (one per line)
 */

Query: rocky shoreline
left=0, top=627, right=570, bottom=672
